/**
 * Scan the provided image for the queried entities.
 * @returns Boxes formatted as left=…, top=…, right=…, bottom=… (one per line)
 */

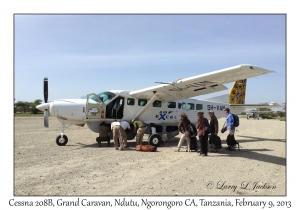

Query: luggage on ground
left=214, top=135, right=222, bottom=149
left=190, top=136, right=198, bottom=151
left=226, top=134, right=241, bottom=150
left=136, top=145, right=157, bottom=152
left=209, top=135, right=222, bottom=150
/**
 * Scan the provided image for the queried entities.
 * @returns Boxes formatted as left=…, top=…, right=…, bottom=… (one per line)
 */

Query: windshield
left=96, top=91, right=116, bottom=105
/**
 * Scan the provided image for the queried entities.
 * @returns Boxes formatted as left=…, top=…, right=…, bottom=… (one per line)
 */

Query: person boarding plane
left=36, top=64, right=281, bottom=147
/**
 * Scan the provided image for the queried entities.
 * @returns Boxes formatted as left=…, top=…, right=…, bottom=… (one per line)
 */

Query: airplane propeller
left=43, top=77, right=49, bottom=128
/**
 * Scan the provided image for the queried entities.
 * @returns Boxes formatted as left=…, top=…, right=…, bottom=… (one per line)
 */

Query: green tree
left=276, top=111, right=285, bottom=118
left=14, top=101, right=28, bottom=113
left=257, top=108, right=273, bottom=119
left=14, top=99, right=43, bottom=114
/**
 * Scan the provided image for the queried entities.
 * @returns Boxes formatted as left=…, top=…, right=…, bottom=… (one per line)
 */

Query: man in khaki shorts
left=132, top=119, right=146, bottom=145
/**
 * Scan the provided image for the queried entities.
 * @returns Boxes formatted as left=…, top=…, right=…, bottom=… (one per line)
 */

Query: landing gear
left=56, top=135, right=68, bottom=146
left=148, top=134, right=162, bottom=147
left=56, top=122, right=68, bottom=146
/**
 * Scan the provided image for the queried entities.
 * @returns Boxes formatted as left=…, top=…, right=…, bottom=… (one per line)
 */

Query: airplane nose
left=36, top=103, right=49, bottom=111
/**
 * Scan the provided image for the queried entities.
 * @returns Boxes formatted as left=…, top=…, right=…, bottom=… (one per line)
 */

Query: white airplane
left=36, top=64, right=281, bottom=147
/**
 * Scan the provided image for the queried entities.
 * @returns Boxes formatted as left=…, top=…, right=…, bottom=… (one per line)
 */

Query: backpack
left=226, top=134, right=242, bottom=151
left=215, top=136, right=222, bottom=149
left=232, top=114, right=239, bottom=127
left=188, top=123, right=197, bottom=137
left=204, top=118, right=211, bottom=134
left=209, top=135, right=222, bottom=149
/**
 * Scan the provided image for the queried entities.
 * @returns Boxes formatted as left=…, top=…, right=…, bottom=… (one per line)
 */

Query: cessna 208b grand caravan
left=36, top=64, right=280, bottom=147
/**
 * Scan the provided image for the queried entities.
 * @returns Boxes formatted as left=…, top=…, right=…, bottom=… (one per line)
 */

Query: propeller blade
left=44, top=77, right=48, bottom=103
left=44, top=110, right=49, bottom=128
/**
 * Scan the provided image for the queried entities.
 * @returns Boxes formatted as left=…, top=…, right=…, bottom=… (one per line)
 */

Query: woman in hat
left=176, top=112, right=191, bottom=152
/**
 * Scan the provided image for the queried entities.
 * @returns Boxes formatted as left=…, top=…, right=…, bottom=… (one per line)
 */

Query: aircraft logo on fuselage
left=156, top=111, right=177, bottom=120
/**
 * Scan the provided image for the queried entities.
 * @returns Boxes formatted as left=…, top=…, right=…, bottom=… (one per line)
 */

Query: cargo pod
left=86, top=93, right=106, bottom=120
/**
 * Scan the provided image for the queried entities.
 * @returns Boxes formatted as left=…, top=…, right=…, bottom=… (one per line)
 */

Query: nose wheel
left=56, top=135, right=68, bottom=146
left=56, top=123, right=68, bottom=146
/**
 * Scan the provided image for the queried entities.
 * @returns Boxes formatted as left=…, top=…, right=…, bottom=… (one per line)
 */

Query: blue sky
left=14, top=14, right=286, bottom=109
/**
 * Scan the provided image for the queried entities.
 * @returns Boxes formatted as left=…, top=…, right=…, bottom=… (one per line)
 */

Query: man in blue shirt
left=224, top=108, right=236, bottom=151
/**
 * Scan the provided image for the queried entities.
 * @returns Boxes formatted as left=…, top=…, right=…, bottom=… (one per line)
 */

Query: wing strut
left=132, top=92, right=159, bottom=121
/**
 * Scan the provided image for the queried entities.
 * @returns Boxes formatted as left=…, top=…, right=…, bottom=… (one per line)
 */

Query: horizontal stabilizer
left=230, top=102, right=281, bottom=109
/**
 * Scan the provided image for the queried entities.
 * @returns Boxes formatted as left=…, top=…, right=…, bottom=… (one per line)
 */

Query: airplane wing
left=129, top=64, right=274, bottom=101
left=247, top=111, right=274, bottom=114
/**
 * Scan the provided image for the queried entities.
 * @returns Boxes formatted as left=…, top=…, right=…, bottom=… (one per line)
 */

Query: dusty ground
left=14, top=117, right=286, bottom=196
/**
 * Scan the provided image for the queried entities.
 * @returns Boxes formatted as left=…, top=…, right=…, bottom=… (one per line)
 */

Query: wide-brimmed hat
left=180, top=112, right=187, bottom=117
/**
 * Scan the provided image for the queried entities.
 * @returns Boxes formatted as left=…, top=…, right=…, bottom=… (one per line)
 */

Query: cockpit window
left=96, top=92, right=116, bottom=105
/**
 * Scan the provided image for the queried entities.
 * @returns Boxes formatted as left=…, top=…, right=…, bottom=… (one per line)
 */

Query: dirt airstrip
left=14, top=117, right=286, bottom=196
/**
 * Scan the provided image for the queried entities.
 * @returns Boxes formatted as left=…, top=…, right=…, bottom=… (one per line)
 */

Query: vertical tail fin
left=229, top=79, right=247, bottom=104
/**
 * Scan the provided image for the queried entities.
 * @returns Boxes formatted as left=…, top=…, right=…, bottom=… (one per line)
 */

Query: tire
left=56, top=135, right=68, bottom=146
left=148, top=134, right=162, bottom=147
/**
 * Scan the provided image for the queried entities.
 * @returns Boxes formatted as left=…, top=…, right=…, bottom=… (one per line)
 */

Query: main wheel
left=148, top=134, right=162, bottom=147
left=56, top=135, right=68, bottom=146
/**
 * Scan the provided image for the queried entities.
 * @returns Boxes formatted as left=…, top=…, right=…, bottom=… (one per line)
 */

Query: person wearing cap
left=223, top=108, right=235, bottom=151
left=176, top=112, right=191, bottom=152
left=132, top=119, right=146, bottom=145
left=196, top=112, right=208, bottom=156
left=208, top=111, right=219, bottom=153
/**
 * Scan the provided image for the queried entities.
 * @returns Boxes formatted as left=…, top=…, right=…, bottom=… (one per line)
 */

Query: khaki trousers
left=177, top=131, right=190, bottom=151
left=120, top=128, right=127, bottom=146
left=113, top=125, right=124, bottom=149
left=136, top=127, right=146, bottom=145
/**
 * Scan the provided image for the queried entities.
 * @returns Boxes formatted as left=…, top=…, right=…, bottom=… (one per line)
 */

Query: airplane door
left=86, top=94, right=106, bottom=119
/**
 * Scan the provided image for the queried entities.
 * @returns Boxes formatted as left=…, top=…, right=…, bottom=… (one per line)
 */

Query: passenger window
left=196, top=104, right=203, bottom=110
left=138, top=99, right=148, bottom=106
left=181, top=102, right=186, bottom=109
left=167, top=102, right=176, bottom=108
left=127, top=98, right=135, bottom=106
left=153, top=100, right=162, bottom=107
left=187, top=103, right=194, bottom=110
left=178, top=103, right=181, bottom=109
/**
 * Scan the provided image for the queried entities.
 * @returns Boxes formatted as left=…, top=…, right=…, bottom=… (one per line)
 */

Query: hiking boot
left=115, top=147, right=119, bottom=150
